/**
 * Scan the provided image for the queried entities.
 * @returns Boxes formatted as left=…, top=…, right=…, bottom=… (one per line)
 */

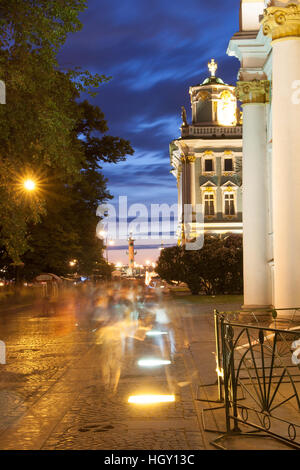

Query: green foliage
left=156, top=235, right=243, bottom=295
left=0, top=0, right=134, bottom=272
left=154, top=245, right=185, bottom=286
left=10, top=97, right=133, bottom=279
left=93, top=259, right=115, bottom=281
left=0, top=0, right=87, bottom=57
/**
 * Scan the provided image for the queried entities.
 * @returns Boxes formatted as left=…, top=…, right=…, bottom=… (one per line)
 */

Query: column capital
left=236, top=80, right=270, bottom=104
left=262, top=4, right=300, bottom=41
left=180, top=155, right=196, bottom=163
left=176, top=167, right=182, bottom=183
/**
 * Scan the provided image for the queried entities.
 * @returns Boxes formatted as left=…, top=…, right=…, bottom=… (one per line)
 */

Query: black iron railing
left=200, top=308, right=300, bottom=449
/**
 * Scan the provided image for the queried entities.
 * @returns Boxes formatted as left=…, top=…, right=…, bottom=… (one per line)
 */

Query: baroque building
left=228, top=0, right=300, bottom=311
left=170, top=60, right=243, bottom=243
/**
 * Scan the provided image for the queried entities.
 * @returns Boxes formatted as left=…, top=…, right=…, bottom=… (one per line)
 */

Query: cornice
left=262, top=4, right=300, bottom=41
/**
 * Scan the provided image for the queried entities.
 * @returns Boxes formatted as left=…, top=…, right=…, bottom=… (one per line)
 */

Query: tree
left=0, top=0, right=109, bottom=261
left=156, top=235, right=243, bottom=295
left=154, top=245, right=186, bottom=286
left=18, top=100, right=133, bottom=280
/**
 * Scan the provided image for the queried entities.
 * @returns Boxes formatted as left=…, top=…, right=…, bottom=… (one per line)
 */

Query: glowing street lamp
left=23, top=179, right=36, bottom=192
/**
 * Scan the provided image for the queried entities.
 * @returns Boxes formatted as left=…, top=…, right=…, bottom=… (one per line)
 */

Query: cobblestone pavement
left=0, top=295, right=208, bottom=450
left=3, top=294, right=295, bottom=450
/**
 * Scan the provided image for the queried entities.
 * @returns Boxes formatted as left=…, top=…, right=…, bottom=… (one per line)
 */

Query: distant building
left=170, top=60, right=243, bottom=244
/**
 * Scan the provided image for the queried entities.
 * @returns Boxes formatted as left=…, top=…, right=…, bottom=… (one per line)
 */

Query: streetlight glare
left=24, top=179, right=36, bottom=191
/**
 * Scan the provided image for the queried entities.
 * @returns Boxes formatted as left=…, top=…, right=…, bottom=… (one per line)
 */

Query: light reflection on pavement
left=0, top=281, right=205, bottom=450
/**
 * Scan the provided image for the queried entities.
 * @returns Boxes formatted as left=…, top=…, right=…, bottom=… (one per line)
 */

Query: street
left=0, top=283, right=207, bottom=450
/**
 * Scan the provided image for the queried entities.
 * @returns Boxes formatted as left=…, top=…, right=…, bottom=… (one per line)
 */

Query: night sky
left=59, top=0, right=241, bottom=264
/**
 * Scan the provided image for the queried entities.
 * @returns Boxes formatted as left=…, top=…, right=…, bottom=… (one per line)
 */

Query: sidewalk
left=0, top=299, right=205, bottom=450
left=0, top=303, right=34, bottom=314
left=0, top=296, right=299, bottom=450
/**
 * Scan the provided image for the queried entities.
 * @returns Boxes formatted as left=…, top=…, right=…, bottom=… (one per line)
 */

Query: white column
left=177, top=167, right=183, bottom=241
left=180, top=157, right=189, bottom=244
left=189, top=157, right=196, bottom=218
left=271, top=38, right=300, bottom=310
left=237, top=80, right=272, bottom=308
left=181, top=156, right=196, bottom=242
left=262, top=3, right=300, bottom=311
left=242, top=102, right=270, bottom=308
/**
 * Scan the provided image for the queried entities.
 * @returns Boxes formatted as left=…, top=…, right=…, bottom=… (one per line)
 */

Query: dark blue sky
left=59, top=0, right=241, bottom=262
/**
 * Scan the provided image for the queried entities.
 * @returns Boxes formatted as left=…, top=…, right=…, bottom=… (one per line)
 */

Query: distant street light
left=99, top=232, right=114, bottom=263
left=106, top=239, right=115, bottom=262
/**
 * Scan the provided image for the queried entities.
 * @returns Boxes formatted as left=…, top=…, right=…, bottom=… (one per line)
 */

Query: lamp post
left=99, top=231, right=114, bottom=263
left=12, top=179, right=37, bottom=288
left=107, top=240, right=114, bottom=263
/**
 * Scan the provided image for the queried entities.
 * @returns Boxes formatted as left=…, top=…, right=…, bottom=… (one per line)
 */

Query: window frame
left=203, top=191, right=216, bottom=218
left=224, top=157, right=234, bottom=173
left=222, top=152, right=237, bottom=176
left=202, top=152, right=216, bottom=176
left=223, top=190, right=237, bottom=218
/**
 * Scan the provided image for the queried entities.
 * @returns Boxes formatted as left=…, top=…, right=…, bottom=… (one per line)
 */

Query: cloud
left=59, top=0, right=241, bottom=253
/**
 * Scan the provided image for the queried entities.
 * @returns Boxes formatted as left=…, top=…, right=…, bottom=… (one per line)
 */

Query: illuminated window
left=224, top=193, right=235, bottom=216
left=204, top=193, right=215, bottom=216
left=217, top=90, right=237, bottom=127
left=224, top=158, right=233, bottom=172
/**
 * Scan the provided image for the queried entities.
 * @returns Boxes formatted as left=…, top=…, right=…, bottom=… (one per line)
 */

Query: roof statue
left=181, top=106, right=188, bottom=127
left=208, top=59, right=218, bottom=78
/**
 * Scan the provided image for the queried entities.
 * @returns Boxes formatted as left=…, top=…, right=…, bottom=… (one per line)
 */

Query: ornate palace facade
left=170, top=61, right=243, bottom=243
left=228, top=0, right=300, bottom=311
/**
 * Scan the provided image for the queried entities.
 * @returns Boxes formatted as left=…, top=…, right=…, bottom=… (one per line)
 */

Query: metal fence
left=201, top=308, right=300, bottom=449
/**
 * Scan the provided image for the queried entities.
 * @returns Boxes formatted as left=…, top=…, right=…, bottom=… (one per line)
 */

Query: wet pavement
left=1, top=286, right=297, bottom=451
left=0, top=285, right=209, bottom=450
